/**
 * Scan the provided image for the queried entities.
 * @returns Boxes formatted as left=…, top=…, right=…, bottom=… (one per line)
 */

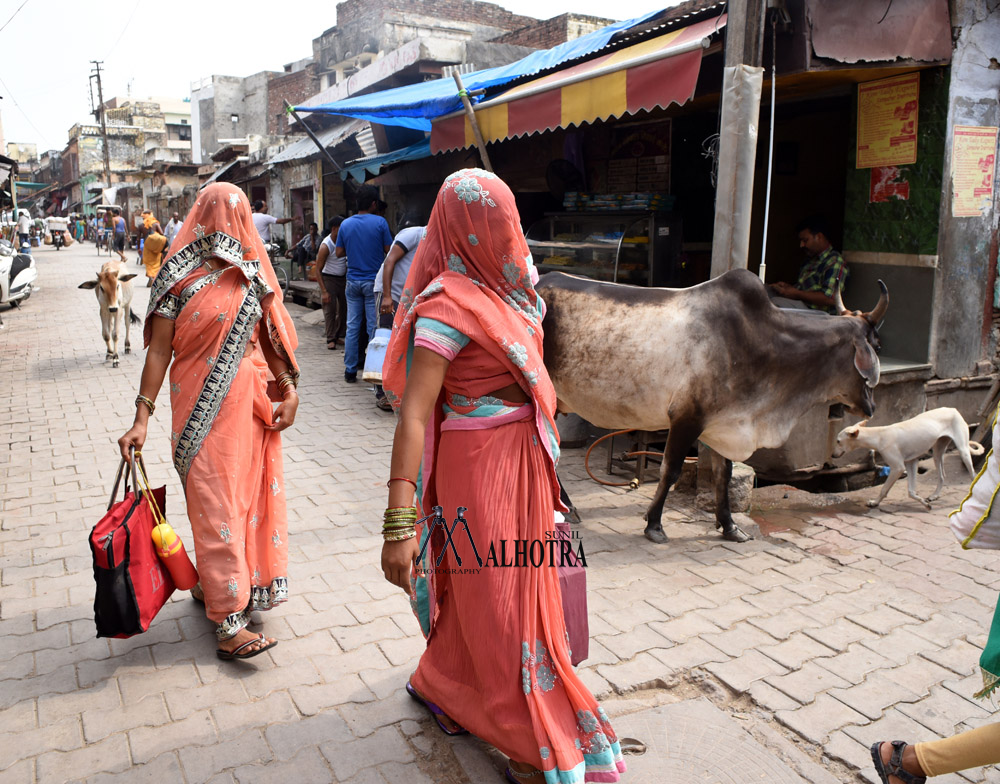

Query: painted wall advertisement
left=951, top=125, right=998, bottom=218
left=856, top=73, right=919, bottom=169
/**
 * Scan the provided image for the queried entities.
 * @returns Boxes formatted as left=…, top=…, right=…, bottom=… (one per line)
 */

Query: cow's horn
left=863, top=280, right=889, bottom=326
left=833, top=283, right=847, bottom=316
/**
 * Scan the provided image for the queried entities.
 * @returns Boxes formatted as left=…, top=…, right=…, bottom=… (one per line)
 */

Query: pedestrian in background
left=165, top=211, right=183, bottom=247
left=315, top=216, right=346, bottom=350
left=372, top=213, right=424, bottom=411
left=117, top=183, right=299, bottom=661
left=335, top=185, right=392, bottom=383
left=286, top=221, right=320, bottom=279
left=380, top=169, right=627, bottom=783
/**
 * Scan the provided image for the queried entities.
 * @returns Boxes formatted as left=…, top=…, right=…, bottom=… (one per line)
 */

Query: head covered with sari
left=145, top=182, right=298, bottom=377
left=383, top=168, right=560, bottom=472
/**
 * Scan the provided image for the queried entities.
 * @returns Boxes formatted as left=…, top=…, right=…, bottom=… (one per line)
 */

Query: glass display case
left=525, top=212, right=682, bottom=287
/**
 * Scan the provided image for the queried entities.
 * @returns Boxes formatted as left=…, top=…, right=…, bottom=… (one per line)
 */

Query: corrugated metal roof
left=268, top=119, right=372, bottom=165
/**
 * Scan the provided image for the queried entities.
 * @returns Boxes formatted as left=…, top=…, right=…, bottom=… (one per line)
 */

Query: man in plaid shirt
left=769, top=216, right=848, bottom=313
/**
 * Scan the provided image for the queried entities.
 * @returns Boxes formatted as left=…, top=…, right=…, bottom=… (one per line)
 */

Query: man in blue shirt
left=336, top=185, right=393, bottom=382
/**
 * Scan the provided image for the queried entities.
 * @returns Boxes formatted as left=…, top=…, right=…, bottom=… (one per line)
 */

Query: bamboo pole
left=452, top=72, right=493, bottom=173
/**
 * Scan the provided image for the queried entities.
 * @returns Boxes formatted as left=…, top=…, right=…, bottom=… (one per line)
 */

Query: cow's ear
left=854, top=339, right=880, bottom=387
left=118, top=273, right=138, bottom=282
left=78, top=280, right=99, bottom=289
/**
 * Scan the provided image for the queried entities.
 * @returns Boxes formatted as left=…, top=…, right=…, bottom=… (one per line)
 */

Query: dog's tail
left=129, top=308, right=141, bottom=326
left=969, top=440, right=985, bottom=455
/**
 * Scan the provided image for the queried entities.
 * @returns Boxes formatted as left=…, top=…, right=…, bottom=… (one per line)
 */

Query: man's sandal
left=871, top=741, right=926, bottom=784
left=216, top=633, right=277, bottom=661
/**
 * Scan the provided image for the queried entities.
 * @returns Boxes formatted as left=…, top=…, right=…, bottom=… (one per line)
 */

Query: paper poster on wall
left=856, top=73, right=920, bottom=169
left=869, top=166, right=910, bottom=203
left=951, top=125, right=998, bottom=218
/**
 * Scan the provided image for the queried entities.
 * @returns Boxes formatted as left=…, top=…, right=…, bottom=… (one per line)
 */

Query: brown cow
left=79, top=260, right=140, bottom=368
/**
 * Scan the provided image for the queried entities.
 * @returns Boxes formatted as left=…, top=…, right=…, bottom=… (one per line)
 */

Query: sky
left=0, top=0, right=669, bottom=156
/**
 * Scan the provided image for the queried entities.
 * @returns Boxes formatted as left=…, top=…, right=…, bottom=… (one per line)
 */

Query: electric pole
left=90, top=60, right=113, bottom=199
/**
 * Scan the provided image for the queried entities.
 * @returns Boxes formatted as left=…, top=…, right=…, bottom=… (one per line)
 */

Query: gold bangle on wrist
left=135, top=394, right=155, bottom=415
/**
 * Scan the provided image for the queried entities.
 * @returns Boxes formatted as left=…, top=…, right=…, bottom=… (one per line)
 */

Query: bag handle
left=107, top=452, right=136, bottom=511
left=133, top=454, right=166, bottom=526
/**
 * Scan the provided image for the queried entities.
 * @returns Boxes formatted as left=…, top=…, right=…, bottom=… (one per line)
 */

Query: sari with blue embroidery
left=384, top=170, right=625, bottom=783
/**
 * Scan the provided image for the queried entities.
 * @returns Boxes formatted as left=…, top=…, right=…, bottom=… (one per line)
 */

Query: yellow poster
left=856, top=73, right=920, bottom=169
left=951, top=125, right=998, bottom=218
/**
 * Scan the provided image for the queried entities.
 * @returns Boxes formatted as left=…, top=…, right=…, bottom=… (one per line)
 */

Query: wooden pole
left=709, top=0, right=766, bottom=278
left=452, top=72, right=493, bottom=172
left=283, top=100, right=358, bottom=195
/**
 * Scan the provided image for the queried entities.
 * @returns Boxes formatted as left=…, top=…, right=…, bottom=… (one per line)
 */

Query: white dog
left=833, top=407, right=983, bottom=509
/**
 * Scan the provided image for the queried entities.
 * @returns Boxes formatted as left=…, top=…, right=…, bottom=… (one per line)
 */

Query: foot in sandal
left=506, top=761, right=544, bottom=782
left=217, top=628, right=277, bottom=661
left=871, top=741, right=927, bottom=784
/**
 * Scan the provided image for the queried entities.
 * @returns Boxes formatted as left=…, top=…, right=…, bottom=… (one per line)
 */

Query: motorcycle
left=0, top=238, right=38, bottom=327
left=51, top=230, right=64, bottom=250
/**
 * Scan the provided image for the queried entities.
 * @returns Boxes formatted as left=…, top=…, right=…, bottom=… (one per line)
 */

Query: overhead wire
left=0, top=0, right=30, bottom=35
left=0, top=73, right=51, bottom=148
left=104, top=0, right=142, bottom=60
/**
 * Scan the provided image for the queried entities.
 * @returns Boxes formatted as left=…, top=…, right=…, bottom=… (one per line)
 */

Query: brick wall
left=267, top=65, right=321, bottom=135
left=494, top=13, right=612, bottom=48
left=336, top=0, right=535, bottom=31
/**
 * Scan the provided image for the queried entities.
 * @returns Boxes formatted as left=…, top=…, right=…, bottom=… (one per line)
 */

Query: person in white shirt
left=251, top=200, right=292, bottom=244
left=314, top=216, right=347, bottom=350
left=372, top=216, right=425, bottom=410
left=165, top=212, right=183, bottom=247
left=16, top=211, right=31, bottom=246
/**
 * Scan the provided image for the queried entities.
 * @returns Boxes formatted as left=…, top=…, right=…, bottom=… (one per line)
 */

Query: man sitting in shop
left=768, top=216, right=848, bottom=314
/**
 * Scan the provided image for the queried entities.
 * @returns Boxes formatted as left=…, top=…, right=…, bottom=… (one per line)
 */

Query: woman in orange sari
left=381, top=169, right=626, bottom=783
left=118, top=183, right=300, bottom=660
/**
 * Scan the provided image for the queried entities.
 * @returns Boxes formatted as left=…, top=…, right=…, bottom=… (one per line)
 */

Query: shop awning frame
left=432, top=14, right=725, bottom=153
left=294, top=9, right=664, bottom=131
left=339, top=138, right=434, bottom=181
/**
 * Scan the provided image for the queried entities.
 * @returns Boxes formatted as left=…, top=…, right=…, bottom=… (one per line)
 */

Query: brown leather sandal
left=871, top=741, right=926, bottom=784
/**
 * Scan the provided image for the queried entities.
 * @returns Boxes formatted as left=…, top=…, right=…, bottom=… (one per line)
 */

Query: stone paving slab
left=1, top=241, right=998, bottom=783
left=608, top=698, right=812, bottom=784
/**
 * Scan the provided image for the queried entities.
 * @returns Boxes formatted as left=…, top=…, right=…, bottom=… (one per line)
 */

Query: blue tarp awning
left=295, top=10, right=663, bottom=131
left=340, top=138, right=433, bottom=181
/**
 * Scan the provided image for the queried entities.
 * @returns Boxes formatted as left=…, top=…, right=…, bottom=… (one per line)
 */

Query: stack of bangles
left=276, top=370, right=297, bottom=398
left=384, top=477, right=418, bottom=542
left=383, top=506, right=417, bottom=541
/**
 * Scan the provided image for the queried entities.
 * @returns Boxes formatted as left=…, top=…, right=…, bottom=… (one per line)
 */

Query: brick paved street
left=2, top=241, right=997, bottom=783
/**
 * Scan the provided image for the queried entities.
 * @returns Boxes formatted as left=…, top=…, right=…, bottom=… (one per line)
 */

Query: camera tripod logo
left=416, top=506, right=482, bottom=568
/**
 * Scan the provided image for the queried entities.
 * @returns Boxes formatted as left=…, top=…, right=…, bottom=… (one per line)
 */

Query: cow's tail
left=129, top=308, right=141, bottom=326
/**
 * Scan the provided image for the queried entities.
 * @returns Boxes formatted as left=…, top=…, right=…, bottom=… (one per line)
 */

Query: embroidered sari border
left=173, top=284, right=263, bottom=483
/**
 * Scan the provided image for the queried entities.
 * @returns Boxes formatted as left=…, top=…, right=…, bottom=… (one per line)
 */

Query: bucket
left=362, top=327, right=392, bottom=383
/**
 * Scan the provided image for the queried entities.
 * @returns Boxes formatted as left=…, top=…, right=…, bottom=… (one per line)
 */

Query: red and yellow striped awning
left=432, top=14, right=726, bottom=154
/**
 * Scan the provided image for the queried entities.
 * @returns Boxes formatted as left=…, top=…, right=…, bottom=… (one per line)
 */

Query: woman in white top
left=315, top=216, right=347, bottom=350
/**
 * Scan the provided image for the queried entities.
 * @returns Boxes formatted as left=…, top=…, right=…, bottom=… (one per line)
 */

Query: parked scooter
left=0, top=238, right=38, bottom=327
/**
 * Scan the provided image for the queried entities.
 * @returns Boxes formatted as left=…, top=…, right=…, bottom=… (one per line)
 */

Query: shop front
left=297, top=0, right=998, bottom=483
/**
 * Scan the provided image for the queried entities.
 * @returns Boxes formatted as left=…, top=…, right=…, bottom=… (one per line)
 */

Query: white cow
left=79, top=261, right=139, bottom=368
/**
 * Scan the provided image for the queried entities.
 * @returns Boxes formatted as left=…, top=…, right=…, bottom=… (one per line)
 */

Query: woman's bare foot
left=876, top=742, right=926, bottom=783
left=217, top=627, right=275, bottom=655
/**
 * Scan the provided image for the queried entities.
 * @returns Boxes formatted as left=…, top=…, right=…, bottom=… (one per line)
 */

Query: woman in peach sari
left=381, top=169, right=626, bottom=783
left=118, top=183, right=299, bottom=660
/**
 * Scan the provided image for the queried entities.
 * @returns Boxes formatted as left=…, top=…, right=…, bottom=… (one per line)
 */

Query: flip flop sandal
left=217, top=633, right=277, bottom=661
left=405, top=681, right=468, bottom=736
left=505, top=767, right=543, bottom=782
left=870, top=741, right=926, bottom=784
